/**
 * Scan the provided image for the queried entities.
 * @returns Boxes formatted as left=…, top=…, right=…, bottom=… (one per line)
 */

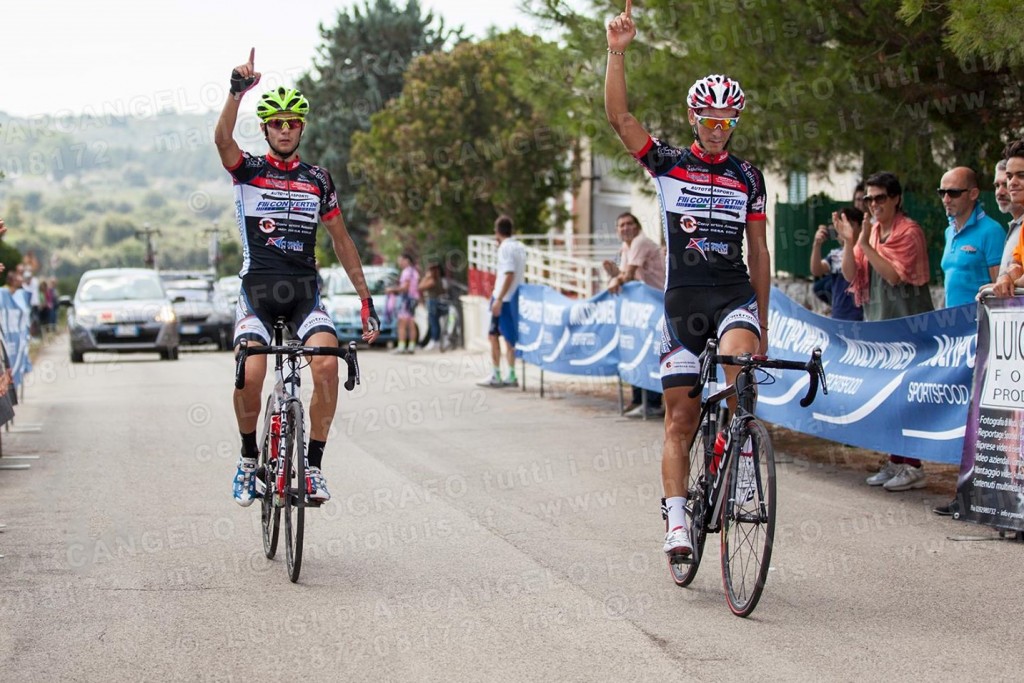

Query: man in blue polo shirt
left=939, top=166, right=1004, bottom=307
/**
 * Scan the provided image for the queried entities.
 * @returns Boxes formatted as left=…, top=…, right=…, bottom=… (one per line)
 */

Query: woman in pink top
left=387, top=253, right=420, bottom=354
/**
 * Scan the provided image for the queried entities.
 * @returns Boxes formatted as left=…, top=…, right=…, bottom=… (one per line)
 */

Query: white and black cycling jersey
left=634, top=137, right=767, bottom=290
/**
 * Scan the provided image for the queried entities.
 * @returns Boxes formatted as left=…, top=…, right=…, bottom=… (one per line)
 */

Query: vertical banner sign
left=956, top=295, right=1024, bottom=531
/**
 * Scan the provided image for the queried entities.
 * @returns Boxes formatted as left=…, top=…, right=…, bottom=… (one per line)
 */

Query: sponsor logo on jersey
left=675, top=194, right=745, bottom=210
left=256, top=200, right=318, bottom=213
left=258, top=218, right=276, bottom=233
left=959, top=245, right=978, bottom=254
left=680, top=215, right=698, bottom=233
left=686, top=238, right=730, bottom=259
left=266, top=237, right=305, bottom=252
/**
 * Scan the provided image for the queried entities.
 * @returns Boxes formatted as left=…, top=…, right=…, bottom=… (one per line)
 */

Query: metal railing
left=468, top=234, right=620, bottom=298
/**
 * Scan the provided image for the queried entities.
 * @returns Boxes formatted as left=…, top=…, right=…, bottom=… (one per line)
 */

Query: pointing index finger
left=248, top=47, right=255, bottom=68
left=625, top=0, right=632, bottom=18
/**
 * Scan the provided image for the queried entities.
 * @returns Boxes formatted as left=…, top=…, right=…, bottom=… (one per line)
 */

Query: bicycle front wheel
left=720, top=418, right=776, bottom=617
left=670, top=426, right=710, bottom=587
left=282, top=401, right=306, bottom=583
left=259, top=423, right=280, bottom=560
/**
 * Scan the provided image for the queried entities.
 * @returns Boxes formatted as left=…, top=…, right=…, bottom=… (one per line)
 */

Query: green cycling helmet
left=256, top=87, right=310, bottom=122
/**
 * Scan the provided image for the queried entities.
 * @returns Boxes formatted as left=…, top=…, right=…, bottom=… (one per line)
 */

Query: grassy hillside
left=0, top=110, right=268, bottom=289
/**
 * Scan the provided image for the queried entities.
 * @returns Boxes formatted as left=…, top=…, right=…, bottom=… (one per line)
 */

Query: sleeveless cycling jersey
left=634, top=137, right=767, bottom=290
left=226, top=152, right=341, bottom=276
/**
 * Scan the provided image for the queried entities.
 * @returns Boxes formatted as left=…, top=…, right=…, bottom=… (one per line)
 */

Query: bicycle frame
left=234, top=320, right=360, bottom=582
left=692, top=339, right=824, bottom=537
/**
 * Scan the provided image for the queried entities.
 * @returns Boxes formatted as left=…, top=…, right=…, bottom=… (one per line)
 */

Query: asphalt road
left=1, top=339, right=1021, bottom=681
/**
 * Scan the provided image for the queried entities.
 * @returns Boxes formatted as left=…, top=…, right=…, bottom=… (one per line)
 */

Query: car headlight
left=74, top=308, right=97, bottom=326
left=154, top=305, right=177, bottom=323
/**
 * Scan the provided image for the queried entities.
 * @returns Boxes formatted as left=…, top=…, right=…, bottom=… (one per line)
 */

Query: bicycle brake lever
left=234, top=340, right=249, bottom=390
left=343, top=340, right=359, bottom=391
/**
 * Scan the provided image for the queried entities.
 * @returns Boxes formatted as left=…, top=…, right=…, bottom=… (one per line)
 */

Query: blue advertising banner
left=0, top=286, right=33, bottom=389
left=516, top=283, right=976, bottom=464
left=614, top=282, right=663, bottom=393
left=759, top=287, right=976, bottom=464
left=516, top=284, right=620, bottom=378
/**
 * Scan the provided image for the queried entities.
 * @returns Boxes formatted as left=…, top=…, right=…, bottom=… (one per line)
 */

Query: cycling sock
left=307, top=439, right=326, bottom=469
left=241, top=431, right=258, bottom=460
left=492, top=366, right=501, bottom=380
left=665, top=496, right=688, bottom=531
left=506, top=368, right=517, bottom=382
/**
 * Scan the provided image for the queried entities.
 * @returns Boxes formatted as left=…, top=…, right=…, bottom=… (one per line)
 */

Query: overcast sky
left=2, top=0, right=555, bottom=119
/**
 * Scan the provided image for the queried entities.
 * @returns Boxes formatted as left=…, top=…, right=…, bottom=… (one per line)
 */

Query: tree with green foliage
left=900, top=0, right=1024, bottom=69
left=528, top=0, right=1022, bottom=182
left=349, top=31, right=575, bottom=268
left=297, top=0, right=458, bottom=263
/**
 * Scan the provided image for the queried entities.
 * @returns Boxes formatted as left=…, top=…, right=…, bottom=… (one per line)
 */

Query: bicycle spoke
left=720, top=419, right=776, bottom=617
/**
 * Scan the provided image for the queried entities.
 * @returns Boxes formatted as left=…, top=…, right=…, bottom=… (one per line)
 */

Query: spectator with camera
left=810, top=205, right=864, bottom=321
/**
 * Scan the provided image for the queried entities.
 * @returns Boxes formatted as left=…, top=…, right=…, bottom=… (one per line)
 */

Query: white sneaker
left=866, top=461, right=901, bottom=486
left=663, top=526, right=692, bottom=559
left=423, top=340, right=438, bottom=351
left=883, top=464, right=926, bottom=492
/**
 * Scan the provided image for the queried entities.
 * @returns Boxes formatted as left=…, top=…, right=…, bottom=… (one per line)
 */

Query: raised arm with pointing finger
left=214, top=48, right=262, bottom=168
left=605, top=0, right=649, bottom=154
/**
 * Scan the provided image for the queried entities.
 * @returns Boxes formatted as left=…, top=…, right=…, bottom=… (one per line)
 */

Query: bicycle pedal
left=304, top=497, right=324, bottom=508
left=669, top=552, right=693, bottom=566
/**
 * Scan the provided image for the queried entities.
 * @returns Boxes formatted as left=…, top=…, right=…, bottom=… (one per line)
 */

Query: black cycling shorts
left=233, top=273, right=336, bottom=345
left=660, top=282, right=760, bottom=389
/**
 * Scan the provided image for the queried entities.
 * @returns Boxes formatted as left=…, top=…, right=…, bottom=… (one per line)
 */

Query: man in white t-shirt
left=481, top=215, right=526, bottom=387
left=603, top=212, right=666, bottom=417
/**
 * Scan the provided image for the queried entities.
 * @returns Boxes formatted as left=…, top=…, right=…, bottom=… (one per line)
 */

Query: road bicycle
left=234, top=320, right=360, bottom=583
left=667, top=338, right=827, bottom=617
left=436, top=295, right=462, bottom=352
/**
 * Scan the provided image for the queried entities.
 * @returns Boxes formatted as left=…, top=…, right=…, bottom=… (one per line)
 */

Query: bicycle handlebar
left=234, top=340, right=360, bottom=392
left=688, top=343, right=827, bottom=408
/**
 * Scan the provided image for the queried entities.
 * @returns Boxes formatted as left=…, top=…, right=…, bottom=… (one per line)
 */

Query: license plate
left=114, top=325, right=138, bottom=338
left=181, top=325, right=200, bottom=335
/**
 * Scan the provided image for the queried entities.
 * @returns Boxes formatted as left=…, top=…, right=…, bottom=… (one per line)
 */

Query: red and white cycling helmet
left=686, top=74, right=746, bottom=112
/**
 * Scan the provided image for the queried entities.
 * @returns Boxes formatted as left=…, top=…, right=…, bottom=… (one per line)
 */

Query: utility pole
left=201, top=221, right=225, bottom=277
left=135, top=223, right=161, bottom=269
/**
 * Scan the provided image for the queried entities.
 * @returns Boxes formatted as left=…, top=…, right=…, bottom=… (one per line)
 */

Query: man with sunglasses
left=215, top=49, right=380, bottom=507
left=606, top=1, right=769, bottom=561
left=938, top=166, right=1003, bottom=308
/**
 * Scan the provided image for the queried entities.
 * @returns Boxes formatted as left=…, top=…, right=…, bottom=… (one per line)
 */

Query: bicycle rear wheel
left=720, top=418, right=776, bottom=617
left=282, top=401, right=306, bottom=583
left=670, top=426, right=710, bottom=587
left=259, top=423, right=280, bottom=559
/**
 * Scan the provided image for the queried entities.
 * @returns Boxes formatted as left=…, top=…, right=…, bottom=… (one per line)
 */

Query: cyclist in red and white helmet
left=605, top=1, right=770, bottom=563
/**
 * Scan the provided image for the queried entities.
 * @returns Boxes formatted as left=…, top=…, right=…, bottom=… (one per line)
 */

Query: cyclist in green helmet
left=215, top=48, right=381, bottom=507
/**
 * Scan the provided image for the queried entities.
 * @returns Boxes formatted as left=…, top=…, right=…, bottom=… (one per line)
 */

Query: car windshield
left=164, top=281, right=212, bottom=301
left=79, top=275, right=165, bottom=302
left=328, top=268, right=394, bottom=296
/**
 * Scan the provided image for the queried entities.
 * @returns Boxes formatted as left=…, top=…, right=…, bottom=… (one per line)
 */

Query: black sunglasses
left=936, top=188, right=968, bottom=198
left=863, top=193, right=890, bottom=204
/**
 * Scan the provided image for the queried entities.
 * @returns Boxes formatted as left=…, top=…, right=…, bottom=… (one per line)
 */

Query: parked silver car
left=322, top=265, right=398, bottom=345
left=66, top=268, right=180, bottom=363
